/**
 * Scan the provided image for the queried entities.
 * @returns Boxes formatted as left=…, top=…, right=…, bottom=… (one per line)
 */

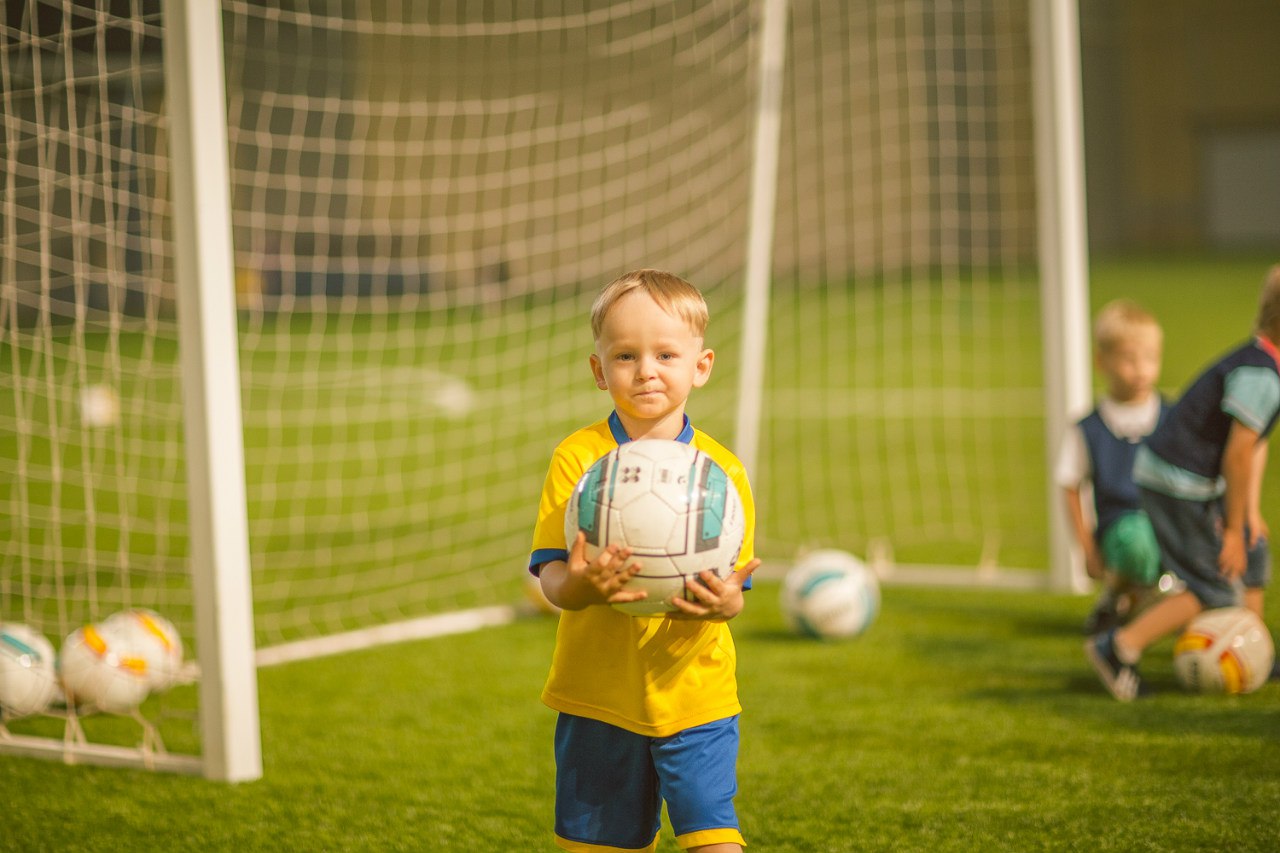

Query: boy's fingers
left=686, top=574, right=718, bottom=601
left=568, top=531, right=587, bottom=565
left=729, top=559, right=762, bottom=586
left=668, top=593, right=710, bottom=616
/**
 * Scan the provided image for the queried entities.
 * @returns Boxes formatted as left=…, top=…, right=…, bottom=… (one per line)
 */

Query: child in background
left=1056, top=300, right=1169, bottom=634
left=1087, top=266, right=1280, bottom=701
left=528, top=269, right=760, bottom=852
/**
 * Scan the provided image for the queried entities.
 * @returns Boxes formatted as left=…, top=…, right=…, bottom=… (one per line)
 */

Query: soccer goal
left=1, top=0, right=1089, bottom=778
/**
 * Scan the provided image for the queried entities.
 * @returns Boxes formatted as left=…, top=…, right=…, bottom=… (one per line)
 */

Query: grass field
left=2, top=581, right=1277, bottom=852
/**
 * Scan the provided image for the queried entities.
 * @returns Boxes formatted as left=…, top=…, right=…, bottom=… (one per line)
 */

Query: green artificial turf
left=3, top=582, right=1277, bottom=852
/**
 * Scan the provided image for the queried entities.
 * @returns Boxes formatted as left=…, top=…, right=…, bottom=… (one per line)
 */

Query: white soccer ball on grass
left=0, top=623, right=61, bottom=718
left=1173, top=606, right=1274, bottom=694
left=60, top=623, right=151, bottom=714
left=781, top=549, right=880, bottom=640
left=101, top=609, right=185, bottom=693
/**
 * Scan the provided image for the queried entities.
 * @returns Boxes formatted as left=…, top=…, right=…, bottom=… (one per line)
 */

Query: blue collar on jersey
left=608, top=411, right=694, bottom=445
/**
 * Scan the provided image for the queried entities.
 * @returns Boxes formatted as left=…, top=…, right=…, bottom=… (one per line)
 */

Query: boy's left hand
left=667, top=559, right=761, bottom=622
left=1247, top=512, right=1270, bottom=548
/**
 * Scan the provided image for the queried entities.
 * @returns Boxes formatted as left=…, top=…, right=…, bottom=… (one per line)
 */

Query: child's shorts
left=1140, top=487, right=1271, bottom=609
left=1099, top=511, right=1161, bottom=585
left=553, top=713, right=743, bottom=852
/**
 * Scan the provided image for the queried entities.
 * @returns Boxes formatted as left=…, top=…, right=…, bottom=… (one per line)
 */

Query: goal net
left=2, top=0, right=1050, bottom=773
left=767, top=2, right=1045, bottom=574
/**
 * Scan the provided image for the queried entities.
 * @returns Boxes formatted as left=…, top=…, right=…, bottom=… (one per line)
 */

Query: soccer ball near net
left=1173, top=606, right=1274, bottom=695
left=0, top=623, right=61, bottom=718
left=60, top=624, right=152, bottom=714
left=564, top=439, right=746, bottom=617
left=781, top=549, right=881, bottom=640
left=101, top=609, right=185, bottom=693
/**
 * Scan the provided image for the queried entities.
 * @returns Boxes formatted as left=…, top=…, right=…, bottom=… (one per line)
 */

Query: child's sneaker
left=1082, top=592, right=1119, bottom=635
left=1084, top=631, right=1142, bottom=701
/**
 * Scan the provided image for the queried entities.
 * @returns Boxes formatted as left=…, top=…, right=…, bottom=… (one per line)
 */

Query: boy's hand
left=1082, top=542, right=1105, bottom=580
left=567, top=531, right=648, bottom=606
left=1219, top=528, right=1247, bottom=580
left=667, top=559, right=761, bottom=622
left=1247, top=512, right=1270, bottom=548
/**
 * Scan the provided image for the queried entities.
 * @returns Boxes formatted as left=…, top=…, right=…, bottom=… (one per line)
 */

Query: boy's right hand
left=567, top=531, right=649, bottom=607
left=1083, top=542, right=1105, bottom=580
left=1219, top=528, right=1247, bottom=580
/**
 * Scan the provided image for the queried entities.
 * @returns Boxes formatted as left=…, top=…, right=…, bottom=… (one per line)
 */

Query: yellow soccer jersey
left=529, top=412, right=756, bottom=738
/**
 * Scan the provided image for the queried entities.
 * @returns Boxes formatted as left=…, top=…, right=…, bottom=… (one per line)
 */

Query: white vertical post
left=1031, top=0, right=1093, bottom=594
left=735, top=0, right=789, bottom=477
left=163, top=0, right=263, bottom=781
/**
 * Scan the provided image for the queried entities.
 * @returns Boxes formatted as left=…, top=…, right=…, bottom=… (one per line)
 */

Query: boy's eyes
left=613, top=352, right=678, bottom=361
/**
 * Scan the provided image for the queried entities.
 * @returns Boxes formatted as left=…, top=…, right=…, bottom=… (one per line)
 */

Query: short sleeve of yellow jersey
left=528, top=419, right=618, bottom=573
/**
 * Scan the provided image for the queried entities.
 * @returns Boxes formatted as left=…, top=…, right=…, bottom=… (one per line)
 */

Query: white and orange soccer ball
left=564, top=439, right=746, bottom=617
left=0, top=623, right=61, bottom=718
left=59, top=623, right=151, bottom=714
left=102, top=609, right=184, bottom=692
left=781, top=549, right=880, bottom=640
left=1173, top=606, right=1274, bottom=695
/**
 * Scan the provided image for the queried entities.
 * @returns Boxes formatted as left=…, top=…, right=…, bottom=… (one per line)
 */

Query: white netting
left=3, top=0, right=1048, bottom=766
left=219, top=1, right=757, bottom=644
left=764, top=1, right=1044, bottom=569
left=1, top=1, right=195, bottom=754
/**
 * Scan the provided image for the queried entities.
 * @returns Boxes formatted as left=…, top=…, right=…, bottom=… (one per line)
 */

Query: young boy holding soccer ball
left=1056, top=300, right=1170, bottom=634
left=528, top=269, right=760, bottom=852
left=1087, top=266, right=1280, bottom=701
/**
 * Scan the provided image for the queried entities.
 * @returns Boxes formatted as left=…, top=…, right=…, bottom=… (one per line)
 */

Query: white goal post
left=162, top=0, right=261, bottom=783
left=1031, top=0, right=1093, bottom=595
left=1, top=0, right=1091, bottom=779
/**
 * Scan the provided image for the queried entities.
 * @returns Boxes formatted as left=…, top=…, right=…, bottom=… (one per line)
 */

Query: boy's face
left=1097, top=326, right=1161, bottom=402
left=590, top=290, right=713, bottom=428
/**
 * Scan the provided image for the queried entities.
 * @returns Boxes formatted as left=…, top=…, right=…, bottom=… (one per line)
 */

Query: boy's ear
left=589, top=353, right=608, bottom=390
left=693, top=347, right=715, bottom=387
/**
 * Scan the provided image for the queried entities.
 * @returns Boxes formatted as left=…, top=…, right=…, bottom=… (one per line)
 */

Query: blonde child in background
left=1087, top=266, right=1280, bottom=701
left=1056, top=300, right=1169, bottom=634
left=528, top=269, right=760, bottom=853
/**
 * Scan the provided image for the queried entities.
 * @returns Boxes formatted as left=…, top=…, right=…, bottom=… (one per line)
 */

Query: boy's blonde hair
left=590, top=269, right=709, bottom=340
left=1255, top=265, right=1280, bottom=339
left=1093, top=299, right=1161, bottom=355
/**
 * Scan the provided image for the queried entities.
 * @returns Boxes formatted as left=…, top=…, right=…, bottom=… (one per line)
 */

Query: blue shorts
left=553, top=713, right=743, bottom=852
left=1140, top=487, right=1271, bottom=609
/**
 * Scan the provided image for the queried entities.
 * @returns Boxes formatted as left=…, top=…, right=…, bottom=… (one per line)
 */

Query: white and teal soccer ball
left=0, top=623, right=61, bottom=718
left=781, top=549, right=880, bottom=640
left=102, top=609, right=184, bottom=692
left=1173, top=606, right=1274, bottom=695
left=564, top=439, right=746, bottom=616
left=59, top=623, right=151, bottom=714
